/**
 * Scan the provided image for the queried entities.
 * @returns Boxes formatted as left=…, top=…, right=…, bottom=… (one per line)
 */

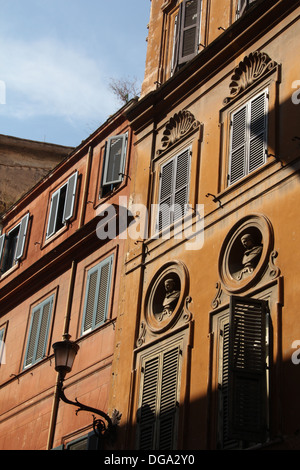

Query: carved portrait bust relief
left=141, top=261, right=191, bottom=340
left=219, top=214, right=274, bottom=293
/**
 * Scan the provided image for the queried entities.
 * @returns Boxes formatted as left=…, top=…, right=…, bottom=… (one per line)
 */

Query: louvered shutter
left=63, top=171, right=78, bottom=223
left=171, top=10, right=181, bottom=75
left=178, top=0, right=202, bottom=65
left=217, top=318, right=239, bottom=449
left=102, top=134, right=127, bottom=186
left=157, top=158, right=174, bottom=232
left=0, top=234, right=5, bottom=269
left=229, top=105, right=247, bottom=185
left=82, top=255, right=113, bottom=334
left=0, top=327, right=5, bottom=365
left=249, top=91, right=267, bottom=173
left=137, top=345, right=181, bottom=450
left=15, top=213, right=30, bottom=261
left=46, top=190, right=60, bottom=238
left=228, top=90, right=268, bottom=185
left=173, top=148, right=190, bottom=222
left=157, top=148, right=190, bottom=232
left=228, top=296, right=267, bottom=443
left=158, top=346, right=180, bottom=449
left=24, top=295, right=53, bottom=368
left=138, top=356, right=160, bottom=450
left=95, top=259, right=112, bottom=327
left=83, top=269, right=99, bottom=333
left=238, top=0, right=248, bottom=16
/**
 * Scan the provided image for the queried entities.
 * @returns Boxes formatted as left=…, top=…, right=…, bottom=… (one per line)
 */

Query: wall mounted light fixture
left=52, top=335, right=121, bottom=445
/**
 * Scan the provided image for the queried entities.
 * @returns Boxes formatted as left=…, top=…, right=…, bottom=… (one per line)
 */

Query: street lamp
left=52, top=335, right=121, bottom=445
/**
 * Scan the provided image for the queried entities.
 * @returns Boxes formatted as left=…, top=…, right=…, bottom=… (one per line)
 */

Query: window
left=53, top=431, right=99, bottom=450
left=66, top=432, right=99, bottom=450
left=136, top=343, right=181, bottom=450
left=101, top=133, right=128, bottom=195
left=24, top=294, right=54, bottom=368
left=0, top=213, right=30, bottom=274
left=237, top=0, right=257, bottom=18
left=228, top=89, right=268, bottom=186
left=81, top=255, right=114, bottom=335
left=171, top=0, right=202, bottom=74
left=216, top=296, right=269, bottom=449
left=0, top=325, right=6, bottom=365
left=157, top=147, right=191, bottom=232
left=46, top=171, right=78, bottom=239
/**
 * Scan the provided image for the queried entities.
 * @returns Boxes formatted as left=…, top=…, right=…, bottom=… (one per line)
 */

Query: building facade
left=1, top=0, right=300, bottom=451
left=109, top=0, right=300, bottom=450
left=0, top=101, right=135, bottom=450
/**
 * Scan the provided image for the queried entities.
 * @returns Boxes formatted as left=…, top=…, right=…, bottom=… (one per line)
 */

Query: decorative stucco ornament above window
left=157, top=110, right=200, bottom=155
left=224, top=51, right=277, bottom=104
left=137, top=261, right=192, bottom=347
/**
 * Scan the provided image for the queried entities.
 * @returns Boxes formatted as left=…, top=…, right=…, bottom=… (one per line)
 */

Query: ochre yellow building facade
left=0, top=0, right=300, bottom=451
left=109, top=0, right=300, bottom=450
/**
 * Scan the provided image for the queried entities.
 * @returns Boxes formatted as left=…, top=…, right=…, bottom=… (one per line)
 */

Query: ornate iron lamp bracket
left=57, top=378, right=121, bottom=443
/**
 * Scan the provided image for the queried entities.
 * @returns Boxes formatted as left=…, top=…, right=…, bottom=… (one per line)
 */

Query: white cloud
left=0, top=36, right=116, bottom=122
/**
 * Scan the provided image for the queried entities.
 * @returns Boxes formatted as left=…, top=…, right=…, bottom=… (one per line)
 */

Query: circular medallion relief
left=144, top=261, right=189, bottom=334
left=219, top=214, right=274, bottom=293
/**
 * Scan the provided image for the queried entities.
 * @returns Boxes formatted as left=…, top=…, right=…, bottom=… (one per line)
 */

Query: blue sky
left=0, top=0, right=151, bottom=147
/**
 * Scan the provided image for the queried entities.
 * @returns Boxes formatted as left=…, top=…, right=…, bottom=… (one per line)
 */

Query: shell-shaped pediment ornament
left=157, top=110, right=200, bottom=154
left=224, top=51, right=277, bottom=104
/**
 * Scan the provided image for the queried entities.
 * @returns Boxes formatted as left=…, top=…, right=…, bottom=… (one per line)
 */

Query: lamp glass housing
left=53, top=339, right=79, bottom=378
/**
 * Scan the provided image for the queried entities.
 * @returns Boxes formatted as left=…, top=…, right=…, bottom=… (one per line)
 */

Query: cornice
left=126, top=0, right=299, bottom=131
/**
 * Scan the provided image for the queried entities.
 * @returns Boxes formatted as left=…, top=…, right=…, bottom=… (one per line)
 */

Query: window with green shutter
left=171, top=0, right=202, bottom=74
left=24, top=295, right=54, bottom=369
left=100, top=133, right=128, bottom=198
left=0, top=213, right=30, bottom=274
left=136, top=344, right=181, bottom=450
left=157, top=147, right=191, bottom=232
left=217, top=296, right=269, bottom=449
left=81, top=255, right=114, bottom=335
left=46, top=171, right=78, bottom=239
left=228, top=89, right=268, bottom=186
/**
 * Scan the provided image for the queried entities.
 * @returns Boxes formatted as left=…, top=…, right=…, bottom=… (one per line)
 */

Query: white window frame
left=102, top=133, right=128, bottom=187
left=228, top=89, right=268, bottom=186
left=46, top=171, right=78, bottom=239
left=0, top=213, right=30, bottom=274
left=156, top=146, right=191, bottom=233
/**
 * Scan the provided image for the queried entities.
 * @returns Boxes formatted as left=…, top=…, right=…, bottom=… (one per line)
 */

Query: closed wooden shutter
left=24, top=295, right=54, bottom=368
left=174, top=148, right=190, bottom=222
left=158, top=346, right=180, bottom=449
left=229, top=89, right=268, bottom=185
left=82, top=255, right=113, bottom=334
left=102, top=134, right=127, bottom=186
left=157, top=158, right=174, bottom=232
left=46, top=190, right=60, bottom=239
left=139, top=356, right=160, bottom=450
left=157, top=148, right=191, bottom=232
left=178, top=0, right=202, bottom=65
left=137, top=345, right=181, bottom=450
left=63, top=172, right=78, bottom=223
left=229, top=105, right=247, bottom=185
left=228, top=296, right=268, bottom=443
left=249, top=91, right=267, bottom=173
left=217, top=318, right=239, bottom=449
left=15, top=213, right=30, bottom=261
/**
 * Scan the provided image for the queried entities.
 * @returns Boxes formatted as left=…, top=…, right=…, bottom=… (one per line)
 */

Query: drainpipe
left=46, top=260, right=77, bottom=450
